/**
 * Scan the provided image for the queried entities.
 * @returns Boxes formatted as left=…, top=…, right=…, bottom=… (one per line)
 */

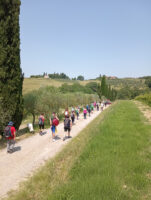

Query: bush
left=135, top=93, right=151, bottom=106
left=59, top=83, right=94, bottom=94
left=117, top=87, right=146, bottom=100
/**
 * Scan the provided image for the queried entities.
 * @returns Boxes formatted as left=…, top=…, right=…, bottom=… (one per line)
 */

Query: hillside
left=23, top=77, right=146, bottom=94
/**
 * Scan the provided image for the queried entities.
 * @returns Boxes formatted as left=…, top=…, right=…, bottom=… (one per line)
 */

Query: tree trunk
left=32, top=114, right=35, bottom=126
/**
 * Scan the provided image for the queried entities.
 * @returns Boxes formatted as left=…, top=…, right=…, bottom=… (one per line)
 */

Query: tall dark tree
left=100, top=75, right=107, bottom=96
left=0, top=0, right=23, bottom=134
left=97, top=75, right=117, bottom=100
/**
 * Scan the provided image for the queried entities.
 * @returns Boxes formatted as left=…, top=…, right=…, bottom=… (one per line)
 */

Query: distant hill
left=23, top=77, right=147, bottom=94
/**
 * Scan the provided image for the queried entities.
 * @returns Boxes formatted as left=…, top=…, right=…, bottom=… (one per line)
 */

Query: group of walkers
left=4, top=101, right=106, bottom=153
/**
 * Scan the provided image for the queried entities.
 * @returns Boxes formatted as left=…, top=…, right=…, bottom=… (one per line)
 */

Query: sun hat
left=8, top=121, right=14, bottom=126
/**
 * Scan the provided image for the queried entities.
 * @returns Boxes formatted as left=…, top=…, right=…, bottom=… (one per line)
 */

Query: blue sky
left=20, top=0, right=151, bottom=79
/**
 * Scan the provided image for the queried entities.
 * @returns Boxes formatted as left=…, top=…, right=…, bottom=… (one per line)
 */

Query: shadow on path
left=13, top=146, right=21, bottom=153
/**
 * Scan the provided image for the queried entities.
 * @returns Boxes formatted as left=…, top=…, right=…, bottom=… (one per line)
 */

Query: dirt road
left=0, top=107, right=108, bottom=199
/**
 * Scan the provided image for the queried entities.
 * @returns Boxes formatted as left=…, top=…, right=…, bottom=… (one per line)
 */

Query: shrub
left=135, top=93, right=151, bottom=106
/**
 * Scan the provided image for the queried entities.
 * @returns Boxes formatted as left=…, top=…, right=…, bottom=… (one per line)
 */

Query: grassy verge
left=5, top=101, right=151, bottom=200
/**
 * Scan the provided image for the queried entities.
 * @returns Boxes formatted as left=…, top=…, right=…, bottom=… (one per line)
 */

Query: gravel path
left=0, top=107, right=108, bottom=199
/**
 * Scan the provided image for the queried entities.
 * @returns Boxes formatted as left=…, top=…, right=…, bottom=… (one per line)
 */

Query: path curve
left=0, top=107, right=108, bottom=199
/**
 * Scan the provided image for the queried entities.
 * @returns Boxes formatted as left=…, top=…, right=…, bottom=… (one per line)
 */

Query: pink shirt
left=83, top=109, right=87, bottom=114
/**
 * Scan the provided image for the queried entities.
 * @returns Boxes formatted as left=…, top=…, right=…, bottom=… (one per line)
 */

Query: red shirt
left=8, top=126, right=16, bottom=140
left=39, top=115, right=45, bottom=123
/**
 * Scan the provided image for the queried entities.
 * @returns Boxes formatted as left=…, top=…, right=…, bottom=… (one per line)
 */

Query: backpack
left=39, top=117, right=44, bottom=125
left=64, top=118, right=70, bottom=128
left=75, top=109, right=79, bottom=114
left=4, top=126, right=13, bottom=138
left=71, top=113, right=75, bottom=118
left=52, top=118, right=59, bottom=126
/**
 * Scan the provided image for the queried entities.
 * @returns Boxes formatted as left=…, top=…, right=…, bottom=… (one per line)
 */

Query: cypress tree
left=97, top=83, right=102, bottom=99
left=107, top=84, right=111, bottom=99
left=0, top=0, right=23, bottom=134
left=100, top=75, right=107, bottom=96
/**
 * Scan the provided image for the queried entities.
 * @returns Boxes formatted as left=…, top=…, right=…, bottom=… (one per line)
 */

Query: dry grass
left=134, top=100, right=151, bottom=124
left=23, top=78, right=75, bottom=94
left=23, top=78, right=102, bottom=94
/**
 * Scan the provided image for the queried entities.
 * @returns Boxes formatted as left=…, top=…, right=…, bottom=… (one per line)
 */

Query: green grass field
left=6, top=101, right=151, bottom=200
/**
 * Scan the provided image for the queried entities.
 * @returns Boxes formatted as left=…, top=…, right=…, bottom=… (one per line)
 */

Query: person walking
left=4, top=121, right=16, bottom=153
left=93, top=102, right=96, bottom=109
left=50, top=112, right=59, bottom=142
left=38, top=113, right=45, bottom=135
left=101, top=102, right=104, bottom=111
left=71, top=111, right=75, bottom=125
left=71, top=107, right=75, bottom=112
left=64, top=108, right=69, bottom=118
left=86, top=104, right=89, bottom=111
left=96, top=103, right=99, bottom=111
left=75, top=107, right=80, bottom=120
left=63, top=115, right=72, bottom=141
left=88, top=105, right=91, bottom=117
left=90, top=103, right=94, bottom=113
left=83, top=107, right=87, bottom=119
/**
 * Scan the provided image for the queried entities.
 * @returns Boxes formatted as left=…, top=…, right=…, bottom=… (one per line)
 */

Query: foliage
left=100, top=75, right=107, bottom=96
left=30, top=75, right=43, bottom=78
left=145, top=78, right=151, bottom=88
left=24, top=86, right=99, bottom=126
left=0, top=0, right=23, bottom=134
left=139, top=76, right=151, bottom=89
left=48, top=72, right=70, bottom=80
left=59, top=83, right=94, bottom=94
left=135, top=93, right=151, bottom=106
left=117, top=87, right=146, bottom=100
left=85, top=82, right=98, bottom=93
left=139, top=76, right=151, bottom=79
left=107, top=77, right=146, bottom=90
left=77, top=75, right=84, bottom=81
left=97, top=75, right=117, bottom=101
left=96, top=74, right=102, bottom=80
left=30, top=72, right=70, bottom=79
left=24, top=91, right=38, bottom=125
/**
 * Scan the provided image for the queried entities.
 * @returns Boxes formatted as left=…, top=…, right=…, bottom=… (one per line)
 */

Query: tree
left=0, top=0, right=23, bottom=134
left=48, top=72, right=70, bottom=80
left=145, top=78, right=151, bottom=88
left=24, top=91, right=38, bottom=126
left=85, top=82, right=98, bottom=92
left=97, top=75, right=117, bottom=100
left=97, top=83, right=101, bottom=99
left=100, top=75, right=107, bottom=96
left=77, top=75, right=84, bottom=81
